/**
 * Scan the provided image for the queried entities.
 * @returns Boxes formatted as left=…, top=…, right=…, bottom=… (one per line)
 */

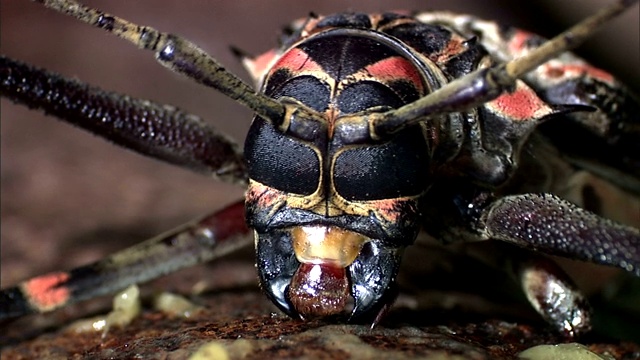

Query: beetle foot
left=516, top=257, right=592, bottom=338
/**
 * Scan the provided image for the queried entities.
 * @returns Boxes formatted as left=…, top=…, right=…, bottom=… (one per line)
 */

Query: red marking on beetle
left=247, top=182, right=286, bottom=209
left=508, top=30, right=534, bottom=57
left=270, top=48, right=322, bottom=76
left=22, top=272, right=70, bottom=311
left=487, top=82, right=552, bottom=121
left=429, top=39, right=467, bottom=64
left=508, top=30, right=532, bottom=55
left=542, top=62, right=614, bottom=84
left=365, top=198, right=418, bottom=224
left=364, top=57, right=424, bottom=93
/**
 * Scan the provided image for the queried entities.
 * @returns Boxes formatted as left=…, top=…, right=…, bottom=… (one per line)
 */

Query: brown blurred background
left=1, top=0, right=638, bottom=292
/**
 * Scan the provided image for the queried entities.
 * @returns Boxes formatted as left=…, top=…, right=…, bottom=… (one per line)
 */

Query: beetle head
left=244, top=115, right=429, bottom=322
left=246, top=187, right=420, bottom=322
left=242, top=24, right=438, bottom=322
left=253, top=224, right=403, bottom=322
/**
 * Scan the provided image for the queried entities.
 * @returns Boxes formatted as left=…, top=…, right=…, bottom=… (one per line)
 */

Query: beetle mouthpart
left=291, top=226, right=367, bottom=267
left=255, top=225, right=402, bottom=323
left=348, top=239, right=403, bottom=324
left=287, top=263, right=350, bottom=318
left=287, top=226, right=368, bottom=318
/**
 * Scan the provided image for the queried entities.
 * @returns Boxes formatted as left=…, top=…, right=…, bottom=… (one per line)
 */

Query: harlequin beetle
left=1, top=0, right=638, bottom=338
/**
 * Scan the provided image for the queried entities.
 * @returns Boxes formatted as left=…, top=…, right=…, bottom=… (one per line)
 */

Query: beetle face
left=244, top=124, right=430, bottom=321
left=244, top=23, right=436, bottom=320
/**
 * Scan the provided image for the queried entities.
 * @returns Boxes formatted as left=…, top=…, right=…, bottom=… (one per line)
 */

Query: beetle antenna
left=35, top=0, right=289, bottom=128
left=370, top=0, right=638, bottom=139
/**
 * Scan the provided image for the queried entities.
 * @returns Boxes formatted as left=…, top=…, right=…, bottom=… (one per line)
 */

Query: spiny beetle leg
left=481, top=193, right=640, bottom=276
left=0, top=56, right=247, bottom=184
left=0, top=200, right=251, bottom=321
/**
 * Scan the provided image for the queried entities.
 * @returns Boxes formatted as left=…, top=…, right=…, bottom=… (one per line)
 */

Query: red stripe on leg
left=21, top=272, right=71, bottom=312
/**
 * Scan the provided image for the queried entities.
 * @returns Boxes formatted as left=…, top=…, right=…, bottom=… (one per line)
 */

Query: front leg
left=480, top=193, right=640, bottom=276
left=476, top=192, right=640, bottom=336
left=508, top=249, right=592, bottom=337
left=0, top=200, right=251, bottom=320
left=421, top=186, right=638, bottom=335
left=1, top=57, right=246, bottom=184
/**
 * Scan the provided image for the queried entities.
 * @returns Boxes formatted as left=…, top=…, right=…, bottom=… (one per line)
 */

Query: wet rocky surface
left=2, top=290, right=639, bottom=360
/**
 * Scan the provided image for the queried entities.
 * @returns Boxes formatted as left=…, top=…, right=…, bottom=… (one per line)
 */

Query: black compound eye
left=333, top=128, right=430, bottom=201
left=269, top=75, right=331, bottom=112
left=245, top=118, right=320, bottom=195
left=337, top=81, right=405, bottom=114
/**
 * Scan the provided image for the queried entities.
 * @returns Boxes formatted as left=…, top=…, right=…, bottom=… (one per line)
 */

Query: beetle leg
left=0, top=200, right=251, bottom=320
left=509, top=251, right=592, bottom=338
left=456, top=241, right=593, bottom=337
left=480, top=193, right=640, bottom=276
left=1, top=56, right=247, bottom=184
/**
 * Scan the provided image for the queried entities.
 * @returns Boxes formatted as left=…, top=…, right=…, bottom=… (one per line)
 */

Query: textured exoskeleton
left=0, top=0, right=638, bottom=339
